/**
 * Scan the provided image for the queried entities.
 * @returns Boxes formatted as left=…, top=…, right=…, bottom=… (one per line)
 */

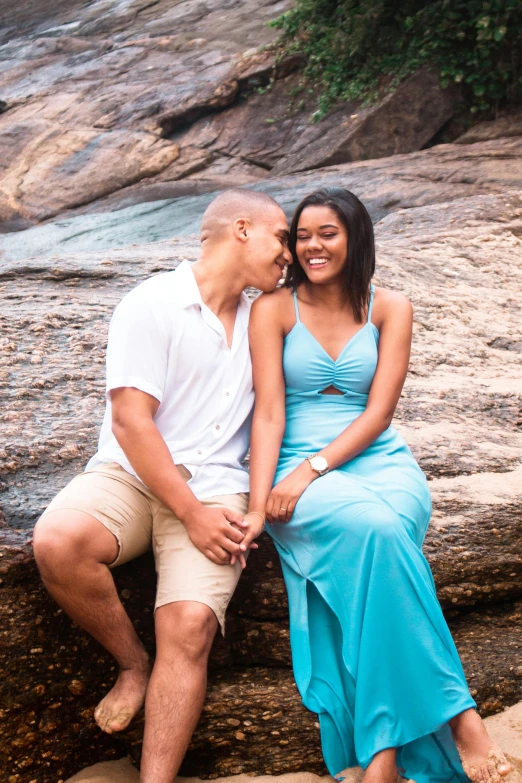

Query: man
left=33, top=189, right=291, bottom=783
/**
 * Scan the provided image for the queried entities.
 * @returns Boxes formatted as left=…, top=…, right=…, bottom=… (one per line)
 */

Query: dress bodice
left=283, top=285, right=379, bottom=402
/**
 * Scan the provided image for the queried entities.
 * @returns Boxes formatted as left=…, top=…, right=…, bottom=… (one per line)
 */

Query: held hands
left=184, top=505, right=249, bottom=566
left=183, top=462, right=316, bottom=568
left=266, top=461, right=316, bottom=524
left=230, top=511, right=265, bottom=569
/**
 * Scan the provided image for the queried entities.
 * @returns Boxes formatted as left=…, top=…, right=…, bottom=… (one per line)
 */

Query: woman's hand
left=230, top=512, right=264, bottom=569
left=266, top=461, right=315, bottom=523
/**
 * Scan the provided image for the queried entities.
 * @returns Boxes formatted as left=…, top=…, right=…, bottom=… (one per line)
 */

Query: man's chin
left=259, top=276, right=282, bottom=293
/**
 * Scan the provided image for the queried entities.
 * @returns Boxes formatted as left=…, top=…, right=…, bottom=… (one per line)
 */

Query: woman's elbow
left=380, top=407, right=396, bottom=430
left=367, top=406, right=394, bottom=432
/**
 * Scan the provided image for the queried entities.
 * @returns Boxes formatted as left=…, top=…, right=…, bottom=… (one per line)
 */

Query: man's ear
left=233, top=217, right=249, bottom=242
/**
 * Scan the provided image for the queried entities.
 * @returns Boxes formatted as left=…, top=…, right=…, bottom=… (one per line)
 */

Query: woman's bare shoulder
left=373, top=285, right=412, bottom=323
left=251, top=287, right=296, bottom=337
left=251, top=286, right=295, bottom=316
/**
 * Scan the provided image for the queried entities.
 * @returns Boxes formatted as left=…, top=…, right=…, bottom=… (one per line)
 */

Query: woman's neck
left=299, top=280, right=351, bottom=314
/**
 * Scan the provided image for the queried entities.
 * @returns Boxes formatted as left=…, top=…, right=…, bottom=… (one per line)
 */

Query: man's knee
left=155, top=602, right=218, bottom=663
left=33, top=511, right=118, bottom=578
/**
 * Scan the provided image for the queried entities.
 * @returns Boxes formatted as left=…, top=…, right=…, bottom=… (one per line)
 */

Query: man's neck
left=192, top=254, right=245, bottom=318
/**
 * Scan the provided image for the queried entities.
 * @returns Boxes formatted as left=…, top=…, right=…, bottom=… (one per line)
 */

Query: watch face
left=311, top=456, right=328, bottom=472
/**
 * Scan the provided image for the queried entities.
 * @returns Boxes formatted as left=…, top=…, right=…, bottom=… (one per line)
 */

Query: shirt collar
left=175, top=260, right=204, bottom=309
left=175, top=259, right=251, bottom=314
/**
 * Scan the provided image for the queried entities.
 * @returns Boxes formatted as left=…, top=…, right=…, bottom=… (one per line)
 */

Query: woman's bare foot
left=94, top=657, right=153, bottom=734
left=362, top=748, right=398, bottom=783
left=451, top=709, right=514, bottom=783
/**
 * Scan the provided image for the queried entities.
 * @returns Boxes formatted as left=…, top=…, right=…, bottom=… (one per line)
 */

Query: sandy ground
left=65, top=702, right=522, bottom=782
left=65, top=768, right=343, bottom=783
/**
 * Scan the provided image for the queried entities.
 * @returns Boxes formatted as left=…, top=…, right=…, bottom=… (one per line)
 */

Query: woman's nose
left=307, top=235, right=323, bottom=251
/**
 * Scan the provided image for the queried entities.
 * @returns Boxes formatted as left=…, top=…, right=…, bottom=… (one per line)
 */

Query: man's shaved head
left=197, top=188, right=291, bottom=293
left=201, top=189, right=282, bottom=242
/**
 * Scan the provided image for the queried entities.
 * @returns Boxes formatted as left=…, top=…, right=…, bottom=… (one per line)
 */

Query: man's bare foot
left=94, top=658, right=153, bottom=734
left=362, top=748, right=398, bottom=783
left=451, top=709, right=514, bottom=783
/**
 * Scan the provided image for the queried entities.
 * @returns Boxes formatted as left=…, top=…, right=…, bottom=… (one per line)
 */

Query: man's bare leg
left=140, top=601, right=218, bottom=783
left=33, top=510, right=152, bottom=733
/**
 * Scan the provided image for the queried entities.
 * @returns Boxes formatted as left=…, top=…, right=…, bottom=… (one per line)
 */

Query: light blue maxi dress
left=267, top=286, right=476, bottom=783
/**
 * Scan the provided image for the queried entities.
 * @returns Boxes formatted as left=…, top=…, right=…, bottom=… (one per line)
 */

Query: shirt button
left=225, top=391, right=230, bottom=397
left=215, top=424, right=221, bottom=431
left=197, top=449, right=202, bottom=455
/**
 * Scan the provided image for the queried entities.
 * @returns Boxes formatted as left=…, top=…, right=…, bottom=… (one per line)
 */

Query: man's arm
left=111, top=387, right=246, bottom=565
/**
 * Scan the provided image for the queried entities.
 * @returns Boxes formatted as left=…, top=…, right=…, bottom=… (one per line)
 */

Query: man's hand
left=230, top=512, right=264, bottom=569
left=183, top=505, right=247, bottom=565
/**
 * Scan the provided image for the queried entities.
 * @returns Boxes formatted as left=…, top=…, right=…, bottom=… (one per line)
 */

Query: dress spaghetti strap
left=293, top=291, right=301, bottom=323
left=367, top=284, right=375, bottom=323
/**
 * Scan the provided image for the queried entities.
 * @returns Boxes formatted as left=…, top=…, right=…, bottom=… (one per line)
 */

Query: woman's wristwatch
left=306, top=454, right=329, bottom=476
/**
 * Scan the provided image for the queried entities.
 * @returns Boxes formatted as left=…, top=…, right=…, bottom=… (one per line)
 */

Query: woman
left=244, top=188, right=513, bottom=783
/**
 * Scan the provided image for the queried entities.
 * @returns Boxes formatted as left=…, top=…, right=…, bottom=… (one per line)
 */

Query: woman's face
left=295, top=205, right=348, bottom=286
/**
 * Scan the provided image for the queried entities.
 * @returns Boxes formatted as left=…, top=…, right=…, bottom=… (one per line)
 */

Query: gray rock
left=2, top=136, right=522, bottom=261
left=270, top=70, right=459, bottom=175
left=0, top=0, right=295, bottom=228
left=1, top=146, right=522, bottom=781
left=456, top=109, right=522, bottom=145
left=0, top=0, right=476, bottom=227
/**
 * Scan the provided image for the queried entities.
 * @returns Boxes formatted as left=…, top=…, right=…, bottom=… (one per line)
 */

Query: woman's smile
left=307, top=257, right=330, bottom=268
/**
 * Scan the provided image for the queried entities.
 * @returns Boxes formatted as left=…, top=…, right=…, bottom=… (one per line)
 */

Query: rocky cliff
left=1, top=1, right=522, bottom=782
left=2, top=172, right=522, bottom=781
left=0, top=0, right=481, bottom=232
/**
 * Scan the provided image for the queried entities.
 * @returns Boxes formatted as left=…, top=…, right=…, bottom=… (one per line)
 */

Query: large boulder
left=269, top=69, right=459, bottom=176
left=0, top=126, right=180, bottom=228
left=0, top=0, right=295, bottom=229
left=455, top=109, right=522, bottom=145
left=0, top=0, right=471, bottom=227
left=1, top=136, right=522, bottom=261
left=1, top=188, right=521, bottom=781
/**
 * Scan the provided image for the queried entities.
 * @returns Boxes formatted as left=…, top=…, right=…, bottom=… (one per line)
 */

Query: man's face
left=245, top=206, right=292, bottom=292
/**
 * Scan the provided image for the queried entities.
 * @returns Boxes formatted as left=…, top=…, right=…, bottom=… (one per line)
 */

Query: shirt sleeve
left=105, top=292, right=170, bottom=403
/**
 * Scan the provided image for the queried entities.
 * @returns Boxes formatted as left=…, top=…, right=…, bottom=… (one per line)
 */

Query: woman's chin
left=304, top=269, right=340, bottom=286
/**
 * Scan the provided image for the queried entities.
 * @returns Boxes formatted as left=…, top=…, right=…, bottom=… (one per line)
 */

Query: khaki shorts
left=40, top=462, right=248, bottom=633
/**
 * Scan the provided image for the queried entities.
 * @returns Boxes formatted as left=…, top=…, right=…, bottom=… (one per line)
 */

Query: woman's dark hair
left=285, top=187, right=375, bottom=323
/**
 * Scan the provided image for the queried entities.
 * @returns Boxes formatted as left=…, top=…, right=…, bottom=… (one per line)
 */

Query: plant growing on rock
left=271, top=0, right=521, bottom=119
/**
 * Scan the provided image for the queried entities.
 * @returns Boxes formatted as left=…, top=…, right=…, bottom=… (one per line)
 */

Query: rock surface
left=62, top=697, right=522, bottom=780
left=269, top=69, right=459, bottom=176
left=0, top=0, right=471, bottom=229
left=1, top=186, right=521, bottom=781
left=456, top=109, right=522, bottom=145
left=1, top=136, right=522, bottom=261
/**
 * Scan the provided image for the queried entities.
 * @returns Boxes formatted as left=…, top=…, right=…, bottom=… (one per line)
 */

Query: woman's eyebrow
left=297, top=224, right=338, bottom=231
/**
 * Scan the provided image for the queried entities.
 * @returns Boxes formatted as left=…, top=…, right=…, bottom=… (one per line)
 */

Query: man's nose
left=283, top=246, right=292, bottom=264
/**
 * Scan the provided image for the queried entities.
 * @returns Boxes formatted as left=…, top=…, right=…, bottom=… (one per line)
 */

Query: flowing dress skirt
left=267, top=396, right=475, bottom=783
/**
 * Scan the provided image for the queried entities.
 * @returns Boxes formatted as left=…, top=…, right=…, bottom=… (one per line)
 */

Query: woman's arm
left=241, top=293, right=287, bottom=547
left=267, top=291, right=413, bottom=523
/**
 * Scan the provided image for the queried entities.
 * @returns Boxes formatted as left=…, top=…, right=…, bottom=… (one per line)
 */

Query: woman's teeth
left=308, top=258, right=328, bottom=266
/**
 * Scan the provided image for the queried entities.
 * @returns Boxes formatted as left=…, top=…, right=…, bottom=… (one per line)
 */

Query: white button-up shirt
left=86, top=260, right=253, bottom=500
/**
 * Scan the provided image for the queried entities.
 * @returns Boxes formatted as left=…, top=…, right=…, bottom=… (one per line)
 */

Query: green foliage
left=271, top=0, right=521, bottom=119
